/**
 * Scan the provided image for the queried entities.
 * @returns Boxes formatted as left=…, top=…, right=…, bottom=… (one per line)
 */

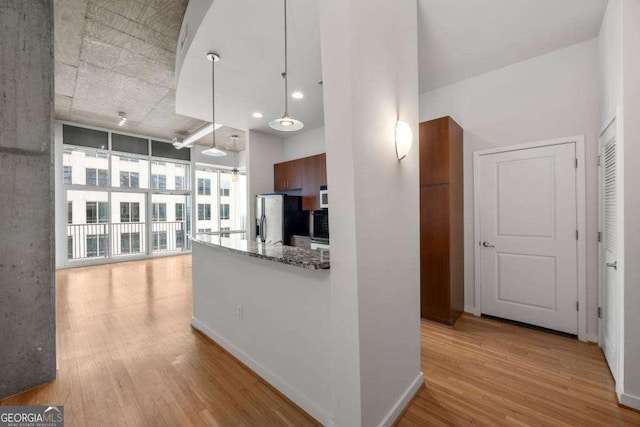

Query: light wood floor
left=2, top=256, right=638, bottom=426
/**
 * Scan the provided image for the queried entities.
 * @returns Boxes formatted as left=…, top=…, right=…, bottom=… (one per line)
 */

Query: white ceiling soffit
left=417, top=0, right=608, bottom=93
left=175, top=0, right=323, bottom=137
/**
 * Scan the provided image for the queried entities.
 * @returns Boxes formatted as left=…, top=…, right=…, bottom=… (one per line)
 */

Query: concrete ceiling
left=53, top=0, right=245, bottom=151
left=417, top=0, right=608, bottom=93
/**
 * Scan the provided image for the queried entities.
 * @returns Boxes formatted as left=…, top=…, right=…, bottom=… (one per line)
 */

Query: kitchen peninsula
left=190, top=233, right=332, bottom=424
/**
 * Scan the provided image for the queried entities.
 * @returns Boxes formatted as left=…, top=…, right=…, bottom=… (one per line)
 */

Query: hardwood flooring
left=2, top=256, right=638, bottom=426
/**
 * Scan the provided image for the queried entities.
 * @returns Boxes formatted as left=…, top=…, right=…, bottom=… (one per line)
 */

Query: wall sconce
left=395, top=120, right=412, bottom=160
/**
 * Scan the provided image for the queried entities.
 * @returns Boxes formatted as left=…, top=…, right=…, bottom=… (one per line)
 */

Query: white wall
left=621, top=0, right=640, bottom=409
left=191, top=242, right=332, bottom=424
left=247, top=130, right=284, bottom=239
left=283, top=126, right=326, bottom=161
left=320, top=0, right=422, bottom=425
left=419, top=39, right=600, bottom=340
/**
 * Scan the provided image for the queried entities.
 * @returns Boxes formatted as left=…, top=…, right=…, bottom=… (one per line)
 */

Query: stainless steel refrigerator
left=255, top=194, right=305, bottom=245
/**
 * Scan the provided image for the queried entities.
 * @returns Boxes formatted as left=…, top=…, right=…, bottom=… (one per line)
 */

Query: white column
left=622, top=0, right=640, bottom=409
left=319, top=0, right=422, bottom=425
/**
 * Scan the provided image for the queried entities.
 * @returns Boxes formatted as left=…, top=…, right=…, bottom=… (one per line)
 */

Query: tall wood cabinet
left=420, top=116, right=464, bottom=325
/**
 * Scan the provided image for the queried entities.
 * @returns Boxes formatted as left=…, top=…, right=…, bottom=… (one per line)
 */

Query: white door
left=600, top=123, right=619, bottom=381
left=478, top=143, right=578, bottom=334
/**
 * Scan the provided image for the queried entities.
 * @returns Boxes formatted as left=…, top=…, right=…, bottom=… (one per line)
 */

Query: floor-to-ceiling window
left=195, top=166, right=246, bottom=237
left=62, top=124, right=192, bottom=266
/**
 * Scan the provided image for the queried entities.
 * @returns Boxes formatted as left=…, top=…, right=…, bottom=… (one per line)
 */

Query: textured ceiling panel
left=53, top=0, right=225, bottom=146
left=73, top=61, right=169, bottom=121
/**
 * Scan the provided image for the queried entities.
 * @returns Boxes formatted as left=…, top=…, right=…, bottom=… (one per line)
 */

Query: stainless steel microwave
left=319, top=186, right=328, bottom=209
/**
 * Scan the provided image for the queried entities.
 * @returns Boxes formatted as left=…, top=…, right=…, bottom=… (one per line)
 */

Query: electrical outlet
left=237, top=305, right=243, bottom=320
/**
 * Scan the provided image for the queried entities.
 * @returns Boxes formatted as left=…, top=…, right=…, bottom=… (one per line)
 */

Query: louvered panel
left=604, top=141, right=617, bottom=254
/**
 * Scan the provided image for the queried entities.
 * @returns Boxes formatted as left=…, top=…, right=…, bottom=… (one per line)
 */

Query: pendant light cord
left=211, top=55, right=216, bottom=149
left=283, top=0, right=288, bottom=117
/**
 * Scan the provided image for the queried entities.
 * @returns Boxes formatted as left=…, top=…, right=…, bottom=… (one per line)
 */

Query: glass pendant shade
left=269, top=116, right=304, bottom=132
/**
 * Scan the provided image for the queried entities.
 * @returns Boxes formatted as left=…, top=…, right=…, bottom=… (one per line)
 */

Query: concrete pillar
left=0, top=0, right=56, bottom=399
left=319, top=0, right=422, bottom=425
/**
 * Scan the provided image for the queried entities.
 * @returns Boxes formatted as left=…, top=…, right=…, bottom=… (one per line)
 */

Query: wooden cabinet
left=274, top=159, right=303, bottom=191
left=420, top=116, right=464, bottom=325
left=274, top=154, right=327, bottom=210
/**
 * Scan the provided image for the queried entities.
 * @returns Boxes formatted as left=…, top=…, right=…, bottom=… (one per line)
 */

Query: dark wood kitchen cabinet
left=274, top=159, right=302, bottom=191
left=420, top=116, right=464, bottom=326
left=274, top=153, right=327, bottom=210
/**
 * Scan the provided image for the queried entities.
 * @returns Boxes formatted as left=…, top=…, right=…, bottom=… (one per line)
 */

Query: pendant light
left=231, top=135, right=240, bottom=182
left=202, top=52, right=227, bottom=157
left=269, top=0, right=304, bottom=132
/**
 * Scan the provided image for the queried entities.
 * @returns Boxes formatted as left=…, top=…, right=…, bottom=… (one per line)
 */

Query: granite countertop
left=191, top=234, right=330, bottom=270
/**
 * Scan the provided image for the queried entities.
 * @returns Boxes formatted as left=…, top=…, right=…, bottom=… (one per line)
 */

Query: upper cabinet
left=274, top=153, right=327, bottom=210
left=274, top=159, right=303, bottom=191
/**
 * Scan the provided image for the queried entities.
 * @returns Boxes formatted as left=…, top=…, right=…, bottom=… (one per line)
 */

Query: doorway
left=474, top=137, right=587, bottom=337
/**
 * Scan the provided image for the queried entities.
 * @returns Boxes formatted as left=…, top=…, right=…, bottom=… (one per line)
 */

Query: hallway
left=2, top=256, right=638, bottom=426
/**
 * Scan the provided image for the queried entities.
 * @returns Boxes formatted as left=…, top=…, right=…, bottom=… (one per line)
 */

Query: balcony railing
left=67, top=221, right=189, bottom=261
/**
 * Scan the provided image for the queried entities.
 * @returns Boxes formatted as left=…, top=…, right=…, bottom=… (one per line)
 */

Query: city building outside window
left=175, top=203, right=185, bottom=221
left=64, top=166, right=72, bottom=184
left=152, top=203, right=167, bottom=222
left=86, top=201, right=108, bottom=224
left=220, top=204, right=230, bottom=220
left=151, top=174, right=167, bottom=189
left=86, top=168, right=108, bottom=187
left=120, top=202, right=140, bottom=223
left=197, top=178, right=211, bottom=195
left=198, top=204, right=211, bottom=221
left=120, top=171, right=140, bottom=188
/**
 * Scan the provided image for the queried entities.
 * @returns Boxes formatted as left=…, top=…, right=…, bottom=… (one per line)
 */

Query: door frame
left=473, top=136, right=587, bottom=341
left=597, top=108, right=625, bottom=395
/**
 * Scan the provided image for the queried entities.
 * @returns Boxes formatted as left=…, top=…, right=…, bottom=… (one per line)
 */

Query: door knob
left=481, top=241, right=495, bottom=248
left=607, top=261, right=618, bottom=270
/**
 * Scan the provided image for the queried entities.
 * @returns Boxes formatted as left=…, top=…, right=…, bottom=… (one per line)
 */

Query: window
left=175, top=203, right=185, bottom=221
left=198, top=204, right=211, bottom=221
left=151, top=174, right=166, bottom=189
left=198, top=178, right=211, bottom=195
left=221, top=227, right=231, bottom=238
left=197, top=228, right=212, bottom=233
left=220, top=181, right=230, bottom=197
left=85, top=151, right=108, bottom=159
left=86, top=234, right=107, bottom=257
left=86, top=168, right=108, bottom=187
left=175, top=176, right=184, bottom=190
left=220, top=204, right=230, bottom=220
left=120, top=171, right=140, bottom=188
left=120, top=232, right=141, bottom=254
left=153, top=231, right=167, bottom=250
left=152, top=203, right=166, bottom=222
left=86, top=202, right=108, bottom=224
left=119, top=156, right=139, bottom=163
left=67, top=236, right=73, bottom=259
left=67, top=202, right=72, bottom=224
left=63, top=166, right=72, bottom=184
left=120, top=202, right=140, bottom=223
left=176, top=230, right=185, bottom=249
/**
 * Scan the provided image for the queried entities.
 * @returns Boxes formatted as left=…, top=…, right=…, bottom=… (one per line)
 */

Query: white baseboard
left=464, top=305, right=480, bottom=316
left=621, top=392, right=640, bottom=411
left=191, top=317, right=333, bottom=426
left=378, top=372, right=424, bottom=427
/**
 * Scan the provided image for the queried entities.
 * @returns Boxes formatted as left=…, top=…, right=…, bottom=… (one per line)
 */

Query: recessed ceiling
left=53, top=0, right=209, bottom=141
left=417, top=0, right=608, bottom=93
left=175, top=0, right=323, bottom=137
left=176, top=0, right=607, bottom=135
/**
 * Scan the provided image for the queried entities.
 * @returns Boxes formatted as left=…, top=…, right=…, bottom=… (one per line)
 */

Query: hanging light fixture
left=269, top=0, right=304, bottom=132
left=202, top=52, right=227, bottom=157
left=231, top=135, right=240, bottom=182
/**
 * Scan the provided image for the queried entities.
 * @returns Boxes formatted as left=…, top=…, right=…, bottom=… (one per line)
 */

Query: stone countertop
left=191, top=234, right=330, bottom=270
